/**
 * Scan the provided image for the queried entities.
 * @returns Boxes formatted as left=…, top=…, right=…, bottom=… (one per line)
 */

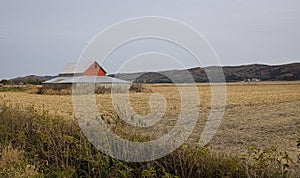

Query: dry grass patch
left=0, top=81, right=299, bottom=173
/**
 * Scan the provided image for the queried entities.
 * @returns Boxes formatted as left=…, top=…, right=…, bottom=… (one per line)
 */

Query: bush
left=247, top=145, right=292, bottom=177
left=0, top=144, right=38, bottom=177
left=35, top=88, right=72, bottom=95
left=0, top=87, right=26, bottom=92
left=94, top=86, right=112, bottom=94
left=129, top=83, right=151, bottom=93
left=0, top=104, right=293, bottom=177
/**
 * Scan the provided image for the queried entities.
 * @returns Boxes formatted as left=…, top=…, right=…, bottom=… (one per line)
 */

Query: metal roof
left=43, top=76, right=131, bottom=84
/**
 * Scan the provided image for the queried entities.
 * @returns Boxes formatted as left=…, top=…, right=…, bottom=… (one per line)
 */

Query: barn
left=58, top=61, right=107, bottom=77
left=43, top=61, right=131, bottom=92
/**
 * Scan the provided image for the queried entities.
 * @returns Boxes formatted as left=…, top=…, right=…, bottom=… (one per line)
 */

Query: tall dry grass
left=0, top=103, right=294, bottom=177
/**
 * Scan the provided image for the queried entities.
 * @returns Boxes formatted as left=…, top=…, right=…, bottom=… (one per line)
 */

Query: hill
left=2, top=63, right=299, bottom=84
left=111, top=63, right=300, bottom=83
left=1, top=75, right=56, bottom=85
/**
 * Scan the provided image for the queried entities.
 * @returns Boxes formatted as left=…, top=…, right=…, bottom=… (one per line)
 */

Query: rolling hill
left=3, top=63, right=300, bottom=84
left=111, top=63, right=300, bottom=83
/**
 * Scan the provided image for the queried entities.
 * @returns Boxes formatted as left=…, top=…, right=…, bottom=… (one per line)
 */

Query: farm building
left=43, top=61, right=131, bottom=92
left=58, top=61, right=107, bottom=77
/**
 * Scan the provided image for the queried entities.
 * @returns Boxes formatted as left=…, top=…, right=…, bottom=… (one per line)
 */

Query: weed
left=0, top=104, right=294, bottom=177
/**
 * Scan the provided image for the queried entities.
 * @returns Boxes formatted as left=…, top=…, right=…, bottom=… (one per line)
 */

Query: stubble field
left=1, top=81, right=300, bottom=162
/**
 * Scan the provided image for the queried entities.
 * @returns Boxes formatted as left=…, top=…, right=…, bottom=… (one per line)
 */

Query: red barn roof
left=59, top=61, right=106, bottom=76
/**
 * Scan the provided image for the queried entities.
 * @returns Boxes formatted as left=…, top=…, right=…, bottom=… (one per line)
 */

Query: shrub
left=0, top=87, right=26, bottom=92
left=0, top=104, right=294, bottom=177
left=33, top=87, right=71, bottom=95
left=0, top=144, right=38, bottom=177
left=94, top=86, right=112, bottom=94
left=129, top=83, right=151, bottom=93
left=247, top=145, right=292, bottom=177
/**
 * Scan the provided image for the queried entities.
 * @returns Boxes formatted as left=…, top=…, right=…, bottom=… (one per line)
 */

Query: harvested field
left=1, top=81, right=299, bottom=163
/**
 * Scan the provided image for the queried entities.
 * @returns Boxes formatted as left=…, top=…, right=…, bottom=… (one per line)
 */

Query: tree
left=0, top=79, right=11, bottom=85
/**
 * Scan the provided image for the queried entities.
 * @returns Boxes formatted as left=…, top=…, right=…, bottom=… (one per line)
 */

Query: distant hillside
left=1, top=75, right=56, bottom=85
left=111, top=63, right=300, bottom=83
left=2, top=63, right=299, bottom=85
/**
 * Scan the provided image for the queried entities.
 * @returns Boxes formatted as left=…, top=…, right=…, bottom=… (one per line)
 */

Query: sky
left=0, top=0, right=299, bottom=79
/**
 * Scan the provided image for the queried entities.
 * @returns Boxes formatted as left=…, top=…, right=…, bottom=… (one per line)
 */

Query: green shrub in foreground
left=0, top=104, right=293, bottom=177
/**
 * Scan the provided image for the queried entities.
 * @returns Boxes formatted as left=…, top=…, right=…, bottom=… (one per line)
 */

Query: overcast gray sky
left=0, top=0, right=299, bottom=79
